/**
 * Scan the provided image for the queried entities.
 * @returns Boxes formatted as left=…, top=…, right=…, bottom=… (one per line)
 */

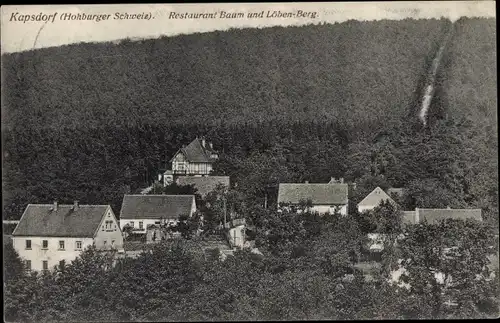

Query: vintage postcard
left=2, top=2, right=498, bottom=321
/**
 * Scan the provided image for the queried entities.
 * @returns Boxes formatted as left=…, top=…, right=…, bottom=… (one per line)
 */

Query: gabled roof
left=120, top=195, right=195, bottom=220
left=176, top=176, right=230, bottom=197
left=278, top=183, right=348, bottom=205
left=171, top=138, right=218, bottom=163
left=416, top=208, right=482, bottom=224
left=358, top=187, right=397, bottom=207
left=12, top=204, right=109, bottom=238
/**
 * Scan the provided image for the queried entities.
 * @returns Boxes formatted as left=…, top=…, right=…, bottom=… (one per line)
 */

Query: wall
left=13, top=236, right=94, bottom=271
left=172, top=153, right=212, bottom=175
left=228, top=225, right=245, bottom=248
left=94, top=208, right=124, bottom=250
left=281, top=204, right=348, bottom=215
left=172, top=153, right=188, bottom=173
left=120, top=218, right=178, bottom=233
left=358, top=204, right=378, bottom=213
left=312, top=204, right=348, bottom=215
left=187, top=162, right=212, bottom=175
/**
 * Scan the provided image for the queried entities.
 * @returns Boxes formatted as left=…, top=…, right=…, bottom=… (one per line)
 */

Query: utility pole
left=223, top=195, right=227, bottom=227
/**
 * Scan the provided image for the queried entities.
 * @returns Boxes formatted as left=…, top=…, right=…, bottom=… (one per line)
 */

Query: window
left=42, top=240, right=48, bottom=249
left=76, top=241, right=82, bottom=250
left=25, top=260, right=31, bottom=272
left=42, top=260, right=48, bottom=271
left=139, top=221, right=143, bottom=229
left=59, top=240, right=65, bottom=250
left=105, top=220, right=113, bottom=231
left=59, top=260, right=65, bottom=269
left=155, top=221, right=160, bottom=225
left=129, top=221, right=134, bottom=227
left=25, top=240, right=32, bottom=250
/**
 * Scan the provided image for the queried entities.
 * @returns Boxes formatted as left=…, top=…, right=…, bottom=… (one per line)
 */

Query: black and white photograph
left=1, top=2, right=498, bottom=321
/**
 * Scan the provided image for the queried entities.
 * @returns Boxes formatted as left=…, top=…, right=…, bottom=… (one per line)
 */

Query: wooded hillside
left=2, top=18, right=497, bottom=228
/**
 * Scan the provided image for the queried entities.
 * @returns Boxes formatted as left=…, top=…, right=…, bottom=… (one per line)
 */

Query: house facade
left=119, top=194, right=197, bottom=233
left=169, top=137, right=219, bottom=177
left=225, top=218, right=246, bottom=248
left=357, top=187, right=398, bottom=213
left=277, top=180, right=349, bottom=215
left=11, top=201, right=123, bottom=272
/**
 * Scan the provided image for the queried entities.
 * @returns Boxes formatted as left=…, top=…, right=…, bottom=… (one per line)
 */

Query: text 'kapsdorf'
left=9, top=12, right=153, bottom=23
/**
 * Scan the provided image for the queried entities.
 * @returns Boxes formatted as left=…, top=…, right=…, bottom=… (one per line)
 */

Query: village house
left=277, top=178, right=349, bottom=215
left=166, top=136, right=219, bottom=180
left=119, top=194, right=197, bottom=233
left=11, top=201, right=123, bottom=272
left=357, top=186, right=398, bottom=213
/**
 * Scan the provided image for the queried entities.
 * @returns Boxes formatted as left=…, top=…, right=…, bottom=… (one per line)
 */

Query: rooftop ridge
left=417, top=208, right=482, bottom=211
left=279, top=183, right=348, bottom=185
left=124, top=194, right=195, bottom=197
left=27, top=204, right=110, bottom=207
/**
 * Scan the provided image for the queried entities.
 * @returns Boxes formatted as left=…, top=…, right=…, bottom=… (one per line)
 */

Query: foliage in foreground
left=4, top=214, right=498, bottom=322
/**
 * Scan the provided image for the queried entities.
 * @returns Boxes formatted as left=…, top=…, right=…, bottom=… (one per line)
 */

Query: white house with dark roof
left=169, top=137, right=219, bottom=177
left=119, top=194, right=196, bottom=233
left=277, top=180, right=349, bottom=215
left=12, top=201, right=123, bottom=272
left=357, top=187, right=398, bottom=213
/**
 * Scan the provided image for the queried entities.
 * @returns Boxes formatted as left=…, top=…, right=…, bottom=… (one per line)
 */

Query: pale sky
left=1, top=2, right=495, bottom=54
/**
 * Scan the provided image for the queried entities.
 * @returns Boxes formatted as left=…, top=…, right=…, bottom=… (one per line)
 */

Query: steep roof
left=12, top=204, right=109, bottom=237
left=358, top=187, right=397, bottom=207
left=120, top=195, right=195, bottom=220
left=416, top=208, right=482, bottom=224
left=278, top=183, right=348, bottom=205
left=176, top=176, right=230, bottom=197
left=171, top=138, right=218, bottom=163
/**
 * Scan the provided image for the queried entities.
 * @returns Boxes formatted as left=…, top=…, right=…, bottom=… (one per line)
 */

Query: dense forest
left=1, top=18, right=497, bottom=232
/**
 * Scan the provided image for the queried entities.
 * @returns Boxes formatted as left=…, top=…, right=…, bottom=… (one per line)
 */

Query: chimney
left=53, top=201, right=58, bottom=211
left=73, top=200, right=79, bottom=211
